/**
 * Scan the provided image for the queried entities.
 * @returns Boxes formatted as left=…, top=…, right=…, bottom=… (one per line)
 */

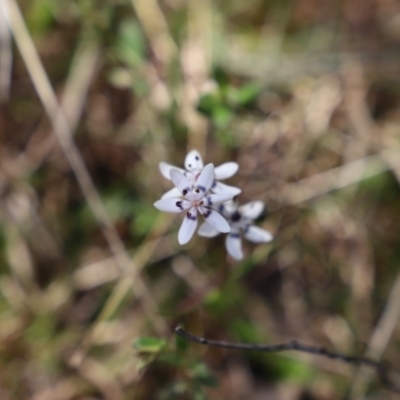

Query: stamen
left=231, top=211, right=241, bottom=222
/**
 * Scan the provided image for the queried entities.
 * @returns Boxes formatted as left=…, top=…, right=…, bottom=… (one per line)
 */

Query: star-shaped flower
left=159, top=150, right=241, bottom=199
left=154, top=164, right=234, bottom=245
left=198, top=200, right=273, bottom=260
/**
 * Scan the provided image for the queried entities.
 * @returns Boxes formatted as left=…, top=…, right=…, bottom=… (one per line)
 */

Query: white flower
left=159, top=150, right=241, bottom=199
left=198, top=200, right=273, bottom=260
left=154, top=164, right=234, bottom=245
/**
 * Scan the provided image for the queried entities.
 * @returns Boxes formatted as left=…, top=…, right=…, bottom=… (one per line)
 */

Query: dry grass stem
left=3, top=0, right=167, bottom=360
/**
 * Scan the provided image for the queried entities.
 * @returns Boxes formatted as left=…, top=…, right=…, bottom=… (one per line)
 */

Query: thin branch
left=175, top=327, right=400, bottom=393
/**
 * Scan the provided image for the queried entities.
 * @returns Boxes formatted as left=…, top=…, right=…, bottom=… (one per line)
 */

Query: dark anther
left=176, top=201, right=183, bottom=209
left=195, top=189, right=200, bottom=193
left=183, top=190, right=188, bottom=195
left=231, top=211, right=241, bottom=222
left=195, top=156, right=199, bottom=160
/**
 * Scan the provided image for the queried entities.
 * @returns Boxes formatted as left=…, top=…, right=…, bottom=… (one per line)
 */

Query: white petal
left=197, top=222, right=220, bottom=238
left=244, top=225, right=273, bottom=243
left=178, top=208, right=198, bottom=244
left=195, top=163, right=215, bottom=194
left=154, top=198, right=191, bottom=213
left=225, top=232, right=243, bottom=260
left=170, top=169, right=192, bottom=194
left=218, top=200, right=237, bottom=216
left=161, top=187, right=182, bottom=199
left=203, top=193, right=234, bottom=207
left=199, top=208, right=230, bottom=233
left=184, top=150, right=204, bottom=172
left=211, top=181, right=241, bottom=196
left=214, top=162, right=239, bottom=180
left=185, top=190, right=204, bottom=202
left=239, top=201, right=265, bottom=220
left=159, top=162, right=184, bottom=180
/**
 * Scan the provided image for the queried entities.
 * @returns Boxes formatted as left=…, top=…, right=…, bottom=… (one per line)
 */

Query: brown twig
left=175, top=326, right=400, bottom=393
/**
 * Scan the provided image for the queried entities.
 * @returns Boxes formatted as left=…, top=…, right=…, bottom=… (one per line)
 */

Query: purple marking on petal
left=176, top=201, right=184, bottom=210
left=187, top=211, right=197, bottom=220
left=178, top=208, right=198, bottom=244
left=196, top=164, right=215, bottom=193
left=200, top=209, right=231, bottom=233
left=184, top=150, right=203, bottom=172
left=202, top=210, right=212, bottom=218
left=230, top=232, right=241, bottom=238
left=212, top=181, right=217, bottom=188
left=197, top=185, right=206, bottom=192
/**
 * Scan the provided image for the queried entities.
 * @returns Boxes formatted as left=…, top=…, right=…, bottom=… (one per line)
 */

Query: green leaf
left=212, top=105, right=233, bottom=128
left=231, top=319, right=262, bottom=344
left=131, top=202, right=158, bottom=236
left=175, top=332, right=188, bottom=352
left=213, top=67, right=229, bottom=88
left=236, top=83, right=261, bottom=106
left=188, top=362, right=218, bottom=387
left=25, top=314, right=55, bottom=343
left=133, top=337, right=166, bottom=353
left=197, top=93, right=221, bottom=116
left=117, top=19, right=146, bottom=67
left=192, top=388, right=207, bottom=400
left=27, top=0, right=55, bottom=34
left=135, top=355, right=156, bottom=371
left=267, top=354, right=315, bottom=382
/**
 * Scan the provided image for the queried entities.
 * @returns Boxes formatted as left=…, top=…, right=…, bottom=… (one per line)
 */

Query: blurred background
left=1, top=0, right=400, bottom=399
